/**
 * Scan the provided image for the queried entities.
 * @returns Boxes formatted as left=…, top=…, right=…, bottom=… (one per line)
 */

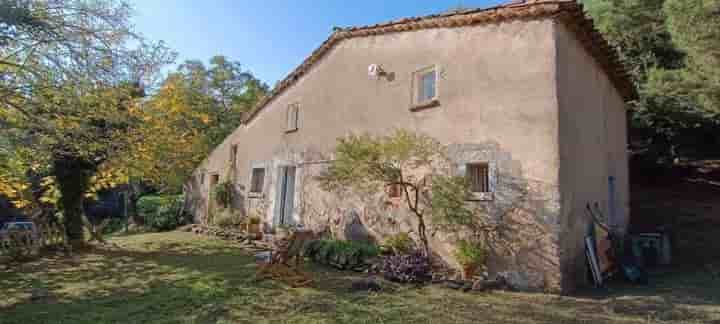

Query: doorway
left=274, top=166, right=296, bottom=226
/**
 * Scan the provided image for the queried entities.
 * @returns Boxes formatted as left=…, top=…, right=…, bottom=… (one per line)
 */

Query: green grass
left=1, top=232, right=718, bottom=324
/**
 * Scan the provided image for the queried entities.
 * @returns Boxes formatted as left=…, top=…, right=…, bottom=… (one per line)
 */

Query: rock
left=444, top=280, right=465, bottom=290
left=255, top=251, right=271, bottom=264
left=472, top=280, right=486, bottom=291
left=341, top=210, right=373, bottom=243
left=350, top=277, right=382, bottom=292
left=30, top=288, right=49, bottom=301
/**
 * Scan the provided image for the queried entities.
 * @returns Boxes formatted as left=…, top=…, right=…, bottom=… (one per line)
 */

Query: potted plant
left=454, top=240, right=487, bottom=280
left=244, top=215, right=262, bottom=239
left=275, top=224, right=291, bottom=240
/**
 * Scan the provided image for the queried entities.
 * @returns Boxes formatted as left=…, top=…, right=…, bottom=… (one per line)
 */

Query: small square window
left=250, top=168, right=265, bottom=194
left=286, top=104, right=299, bottom=132
left=210, top=174, right=220, bottom=187
left=467, top=163, right=490, bottom=193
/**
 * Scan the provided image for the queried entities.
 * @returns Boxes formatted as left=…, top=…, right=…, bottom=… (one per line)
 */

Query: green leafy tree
left=664, top=0, right=720, bottom=111
left=128, top=56, right=268, bottom=193
left=583, top=0, right=720, bottom=161
left=0, top=0, right=174, bottom=246
left=320, top=130, right=473, bottom=259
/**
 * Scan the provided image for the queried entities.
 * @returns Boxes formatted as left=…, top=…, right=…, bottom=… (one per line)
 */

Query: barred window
left=467, top=163, right=490, bottom=193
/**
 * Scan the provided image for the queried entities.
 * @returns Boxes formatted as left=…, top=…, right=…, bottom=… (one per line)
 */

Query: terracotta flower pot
left=275, top=227, right=290, bottom=240
left=462, top=264, right=478, bottom=280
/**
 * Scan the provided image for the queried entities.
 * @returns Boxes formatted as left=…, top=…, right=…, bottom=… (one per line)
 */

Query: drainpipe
left=608, top=176, right=616, bottom=231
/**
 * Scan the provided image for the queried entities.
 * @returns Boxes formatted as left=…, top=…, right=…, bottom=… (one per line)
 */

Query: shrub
left=382, top=232, right=415, bottom=255
left=1, top=230, right=38, bottom=262
left=102, top=218, right=127, bottom=235
left=305, top=239, right=379, bottom=271
left=137, top=195, right=183, bottom=231
left=213, top=181, right=234, bottom=208
left=454, top=240, right=487, bottom=268
left=380, top=250, right=432, bottom=283
left=213, top=208, right=242, bottom=228
left=247, top=216, right=261, bottom=225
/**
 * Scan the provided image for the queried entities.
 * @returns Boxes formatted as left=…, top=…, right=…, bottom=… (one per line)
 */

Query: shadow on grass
left=1, top=232, right=718, bottom=324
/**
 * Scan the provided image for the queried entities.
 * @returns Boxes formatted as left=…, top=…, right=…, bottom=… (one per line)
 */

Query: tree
left=320, top=130, right=463, bottom=259
left=0, top=0, right=174, bottom=246
left=128, top=56, right=268, bottom=193
left=664, top=0, right=720, bottom=111
left=583, top=0, right=720, bottom=161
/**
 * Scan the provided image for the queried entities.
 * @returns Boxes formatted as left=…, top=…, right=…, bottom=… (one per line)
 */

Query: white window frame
left=249, top=167, right=266, bottom=198
left=460, top=161, right=496, bottom=201
left=411, top=65, right=440, bottom=110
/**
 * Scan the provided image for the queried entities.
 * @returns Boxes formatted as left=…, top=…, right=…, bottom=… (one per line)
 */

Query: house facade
left=184, top=0, right=632, bottom=293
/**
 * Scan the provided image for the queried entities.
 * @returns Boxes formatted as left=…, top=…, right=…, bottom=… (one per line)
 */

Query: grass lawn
left=1, top=231, right=718, bottom=324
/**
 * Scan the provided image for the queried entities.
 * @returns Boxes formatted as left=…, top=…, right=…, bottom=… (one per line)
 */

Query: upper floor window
left=411, top=65, right=439, bottom=110
left=419, top=70, right=436, bottom=102
left=286, top=103, right=299, bottom=132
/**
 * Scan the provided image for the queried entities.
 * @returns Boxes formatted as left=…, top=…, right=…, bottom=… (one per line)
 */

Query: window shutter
left=287, top=104, right=299, bottom=131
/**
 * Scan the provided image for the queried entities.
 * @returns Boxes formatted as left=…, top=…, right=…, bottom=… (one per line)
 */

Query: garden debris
left=472, top=276, right=510, bottom=292
left=350, top=277, right=382, bottom=292
left=256, top=263, right=313, bottom=287
left=255, top=229, right=317, bottom=287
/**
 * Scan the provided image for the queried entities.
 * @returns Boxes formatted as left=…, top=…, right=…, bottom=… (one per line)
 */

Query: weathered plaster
left=184, top=17, right=628, bottom=292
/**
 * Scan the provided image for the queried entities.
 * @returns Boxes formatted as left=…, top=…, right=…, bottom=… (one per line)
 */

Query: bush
left=213, top=208, right=242, bottom=228
left=213, top=181, right=234, bottom=208
left=102, top=218, right=127, bottom=235
left=454, top=240, right=487, bottom=268
left=137, top=195, right=183, bottom=231
left=381, top=232, right=415, bottom=255
left=305, top=239, right=379, bottom=271
left=380, top=250, right=432, bottom=283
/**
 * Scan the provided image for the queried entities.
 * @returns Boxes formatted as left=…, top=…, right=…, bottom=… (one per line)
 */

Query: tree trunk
left=53, top=157, right=95, bottom=249
left=416, top=215, right=431, bottom=260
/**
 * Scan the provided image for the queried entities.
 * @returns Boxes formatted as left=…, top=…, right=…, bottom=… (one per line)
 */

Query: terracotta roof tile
left=243, top=0, right=634, bottom=124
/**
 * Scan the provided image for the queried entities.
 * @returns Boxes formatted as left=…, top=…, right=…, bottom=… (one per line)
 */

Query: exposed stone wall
left=246, top=142, right=563, bottom=291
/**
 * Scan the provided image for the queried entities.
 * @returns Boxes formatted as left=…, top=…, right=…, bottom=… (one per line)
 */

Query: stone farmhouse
left=185, top=0, right=633, bottom=292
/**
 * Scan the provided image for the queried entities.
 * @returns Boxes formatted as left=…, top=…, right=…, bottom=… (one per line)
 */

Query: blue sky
left=129, top=0, right=507, bottom=86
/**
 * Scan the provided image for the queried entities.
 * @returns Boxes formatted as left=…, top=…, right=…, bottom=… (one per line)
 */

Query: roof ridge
left=242, top=0, right=634, bottom=125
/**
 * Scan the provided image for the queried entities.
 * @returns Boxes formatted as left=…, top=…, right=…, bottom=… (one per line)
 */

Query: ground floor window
left=250, top=168, right=265, bottom=194
left=467, top=163, right=490, bottom=193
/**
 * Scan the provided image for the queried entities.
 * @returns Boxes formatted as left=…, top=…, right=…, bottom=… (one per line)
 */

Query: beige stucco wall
left=184, top=17, right=627, bottom=292
left=555, top=22, right=630, bottom=291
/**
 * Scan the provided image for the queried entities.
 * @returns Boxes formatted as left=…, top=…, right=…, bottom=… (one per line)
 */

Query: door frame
left=273, top=165, right=297, bottom=226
